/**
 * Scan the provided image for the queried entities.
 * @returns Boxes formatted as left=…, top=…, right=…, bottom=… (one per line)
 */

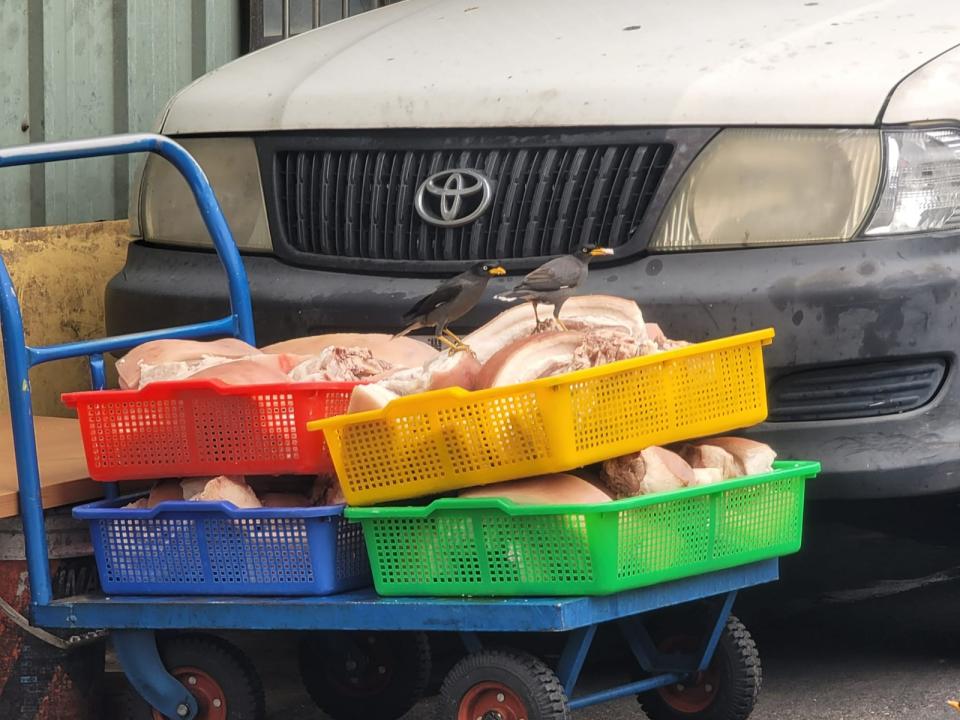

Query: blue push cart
left=0, top=135, right=781, bottom=720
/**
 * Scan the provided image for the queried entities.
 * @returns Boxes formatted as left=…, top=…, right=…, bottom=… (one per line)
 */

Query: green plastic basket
left=346, top=460, right=819, bottom=597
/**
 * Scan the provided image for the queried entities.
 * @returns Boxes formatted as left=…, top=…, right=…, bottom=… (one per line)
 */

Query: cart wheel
left=637, top=615, right=760, bottom=720
left=119, top=633, right=265, bottom=720
left=437, top=649, right=569, bottom=720
left=298, top=630, right=431, bottom=720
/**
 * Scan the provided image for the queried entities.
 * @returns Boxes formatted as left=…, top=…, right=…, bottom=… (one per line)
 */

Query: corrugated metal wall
left=0, top=0, right=242, bottom=231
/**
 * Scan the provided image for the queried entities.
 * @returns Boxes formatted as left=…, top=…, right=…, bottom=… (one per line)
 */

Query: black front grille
left=768, top=359, right=947, bottom=422
left=265, top=135, right=674, bottom=270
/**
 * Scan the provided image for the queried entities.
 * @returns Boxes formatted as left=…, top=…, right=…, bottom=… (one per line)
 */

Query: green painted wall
left=0, top=0, right=243, bottom=230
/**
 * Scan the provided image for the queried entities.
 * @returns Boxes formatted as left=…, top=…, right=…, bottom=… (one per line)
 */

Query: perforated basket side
left=79, top=499, right=371, bottom=596
left=320, top=330, right=774, bottom=506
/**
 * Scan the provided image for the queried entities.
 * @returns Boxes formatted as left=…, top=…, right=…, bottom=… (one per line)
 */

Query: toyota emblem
left=415, top=168, right=494, bottom=227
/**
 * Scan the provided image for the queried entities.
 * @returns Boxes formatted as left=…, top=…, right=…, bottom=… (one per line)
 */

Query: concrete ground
left=111, top=493, right=960, bottom=719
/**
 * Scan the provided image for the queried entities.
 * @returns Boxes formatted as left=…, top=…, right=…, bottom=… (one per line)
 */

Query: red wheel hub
left=458, top=681, right=528, bottom=720
left=151, top=666, right=227, bottom=720
left=656, top=637, right=720, bottom=714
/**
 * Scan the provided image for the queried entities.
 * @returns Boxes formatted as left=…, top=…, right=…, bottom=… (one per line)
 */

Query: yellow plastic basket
left=309, top=328, right=774, bottom=506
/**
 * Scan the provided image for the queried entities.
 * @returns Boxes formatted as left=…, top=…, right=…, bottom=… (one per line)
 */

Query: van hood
left=162, top=0, right=960, bottom=133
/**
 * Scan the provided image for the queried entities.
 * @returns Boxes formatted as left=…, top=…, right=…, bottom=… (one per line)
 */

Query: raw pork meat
left=259, top=493, right=312, bottom=508
left=477, top=332, right=585, bottom=388
left=187, top=359, right=291, bottom=385
left=377, top=350, right=481, bottom=395
left=147, top=479, right=183, bottom=507
left=262, top=333, right=437, bottom=368
left=695, top=437, right=776, bottom=476
left=458, top=473, right=612, bottom=504
left=569, top=329, right=656, bottom=371
left=691, top=467, right=724, bottom=486
left=599, top=452, right=646, bottom=499
left=117, top=338, right=260, bottom=389
left=464, top=295, right=649, bottom=364
left=190, top=475, right=262, bottom=508
left=289, top=346, right=392, bottom=383
left=347, top=384, right=400, bottom=413
left=601, top=447, right=694, bottom=497
left=676, top=443, right=741, bottom=480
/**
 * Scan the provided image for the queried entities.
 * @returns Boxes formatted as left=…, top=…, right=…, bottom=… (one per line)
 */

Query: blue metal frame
left=555, top=590, right=738, bottom=710
left=0, top=134, right=255, bottom=609
left=33, top=560, right=777, bottom=632
left=113, top=631, right=199, bottom=719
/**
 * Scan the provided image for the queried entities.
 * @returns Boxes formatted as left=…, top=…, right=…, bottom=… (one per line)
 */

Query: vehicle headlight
left=650, top=129, right=882, bottom=250
left=865, top=128, right=960, bottom=236
left=136, top=137, right=272, bottom=252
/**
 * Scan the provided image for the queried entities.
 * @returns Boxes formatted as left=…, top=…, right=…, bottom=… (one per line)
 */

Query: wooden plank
left=0, top=415, right=101, bottom=519
left=0, top=2, right=32, bottom=230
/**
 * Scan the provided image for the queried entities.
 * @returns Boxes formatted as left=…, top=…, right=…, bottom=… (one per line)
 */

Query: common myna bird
left=396, top=261, right=506, bottom=350
left=495, top=244, right=614, bottom=328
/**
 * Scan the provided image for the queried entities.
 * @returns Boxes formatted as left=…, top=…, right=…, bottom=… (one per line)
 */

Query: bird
left=495, top=244, right=614, bottom=329
left=395, top=261, right=506, bottom=351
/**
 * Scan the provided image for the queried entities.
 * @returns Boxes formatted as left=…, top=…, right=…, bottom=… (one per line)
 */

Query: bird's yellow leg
left=443, top=328, right=464, bottom=344
left=555, top=316, right=569, bottom=331
left=438, top=335, right=459, bottom=351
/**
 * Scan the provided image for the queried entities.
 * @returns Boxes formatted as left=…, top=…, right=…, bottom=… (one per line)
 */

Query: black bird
left=495, top=244, right=614, bottom=328
left=396, top=261, right=507, bottom=350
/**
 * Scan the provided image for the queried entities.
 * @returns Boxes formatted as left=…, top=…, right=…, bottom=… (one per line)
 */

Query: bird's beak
left=488, top=266, right=507, bottom=276
left=590, top=247, right=615, bottom=256
left=949, top=700, right=960, bottom=713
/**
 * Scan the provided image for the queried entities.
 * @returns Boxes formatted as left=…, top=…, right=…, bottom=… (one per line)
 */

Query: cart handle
left=0, top=133, right=256, bottom=608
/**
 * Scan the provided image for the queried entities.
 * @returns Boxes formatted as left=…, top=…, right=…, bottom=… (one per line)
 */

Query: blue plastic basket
left=74, top=496, right=371, bottom=596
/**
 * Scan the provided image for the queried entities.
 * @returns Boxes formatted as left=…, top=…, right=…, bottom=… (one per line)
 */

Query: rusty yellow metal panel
left=0, top=221, right=130, bottom=417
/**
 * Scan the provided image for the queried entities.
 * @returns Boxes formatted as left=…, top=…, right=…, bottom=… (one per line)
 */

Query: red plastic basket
left=62, top=380, right=357, bottom=482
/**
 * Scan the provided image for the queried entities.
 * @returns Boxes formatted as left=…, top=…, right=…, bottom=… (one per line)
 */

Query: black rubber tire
left=436, top=648, right=569, bottom=720
left=637, top=615, right=761, bottom=720
left=118, top=633, right=266, bottom=720
left=298, top=631, right=431, bottom=720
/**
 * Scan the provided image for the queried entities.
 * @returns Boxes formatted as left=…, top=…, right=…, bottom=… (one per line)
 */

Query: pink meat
left=259, top=492, right=312, bottom=508
left=458, top=473, right=612, bottom=505
left=289, top=346, right=393, bottom=383
left=147, top=479, right=183, bottom=507
left=640, top=447, right=695, bottom=493
left=676, top=443, right=741, bottom=480
left=599, top=453, right=646, bottom=498
left=464, top=295, right=649, bottom=364
left=378, top=350, right=481, bottom=395
left=191, top=475, right=261, bottom=508
left=348, top=383, right=400, bottom=413
left=187, top=359, right=291, bottom=385
left=696, top=437, right=777, bottom=476
left=691, top=467, right=724, bottom=486
left=117, top=339, right=260, bottom=389
left=262, top=333, right=437, bottom=368
left=248, top=353, right=310, bottom=374
left=478, top=331, right=585, bottom=388
left=570, top=329, right=655, bottom=371
left=180, top=478, right=207, bottom=501
left=602, top=447, right=694, bottom=496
